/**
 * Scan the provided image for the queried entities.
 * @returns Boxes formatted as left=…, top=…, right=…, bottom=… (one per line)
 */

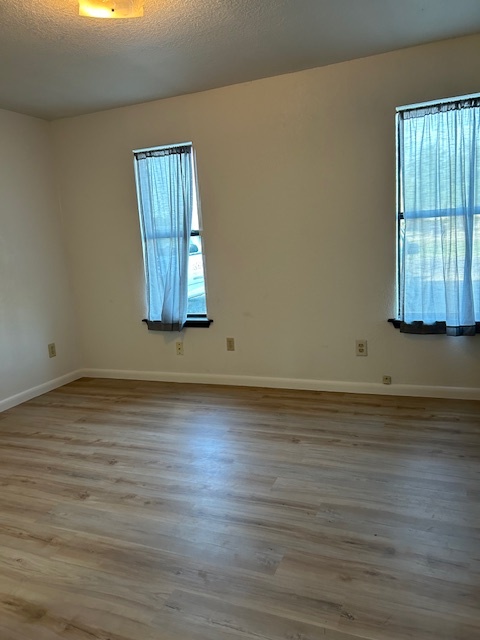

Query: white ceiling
left=1, top=0, right=480, bottom=121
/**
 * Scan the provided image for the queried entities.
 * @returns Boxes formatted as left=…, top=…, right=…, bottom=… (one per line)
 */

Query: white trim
left=2, top=369, right=478, bottom=410
left=0, top=370, right=83, bottom=413
left=80, top=369, right=480, bottom=401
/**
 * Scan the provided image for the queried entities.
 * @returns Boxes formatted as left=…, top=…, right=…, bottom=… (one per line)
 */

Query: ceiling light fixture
left=79, top=0, right=144, bottom=19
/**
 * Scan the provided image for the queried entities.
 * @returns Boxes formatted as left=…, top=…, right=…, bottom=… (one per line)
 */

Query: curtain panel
left=398, top=98, right=480, bottom=336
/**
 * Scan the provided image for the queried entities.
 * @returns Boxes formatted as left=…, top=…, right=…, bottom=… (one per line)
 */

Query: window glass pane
left=188, top=235, right=207, bottom=315
left=191, top=175, right=200, bottom=232
left=474, top=214, right=480, bottom=313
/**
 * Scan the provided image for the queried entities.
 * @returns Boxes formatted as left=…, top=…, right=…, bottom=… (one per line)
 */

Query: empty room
left=1, top=1, right=480, bottom=639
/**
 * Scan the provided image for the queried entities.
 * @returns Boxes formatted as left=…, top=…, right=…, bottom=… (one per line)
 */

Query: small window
left=134, top=143, right=210, bottom=330
left=395, top=96, right=480, bottom=336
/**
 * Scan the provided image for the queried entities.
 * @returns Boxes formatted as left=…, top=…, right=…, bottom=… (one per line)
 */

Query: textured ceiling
left=1, top=0, right=480, bottom=120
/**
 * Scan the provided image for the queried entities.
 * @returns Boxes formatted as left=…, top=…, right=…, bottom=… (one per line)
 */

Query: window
left=134, top=143, right=210, bottom=330
left=395, top=96, right=480, bottom=336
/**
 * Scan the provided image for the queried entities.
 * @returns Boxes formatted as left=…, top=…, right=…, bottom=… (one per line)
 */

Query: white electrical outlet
left=48, top=343, right=56, bottom=358
left=355, top=339, right=367, bottom=356
left=226, top=337, right=235, bottom=351
left=383, top=375, right=392, bottom=385
left=176, top=341, right=184, bottom=356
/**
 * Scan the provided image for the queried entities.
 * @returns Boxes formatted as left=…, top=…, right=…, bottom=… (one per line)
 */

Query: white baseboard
left=0, top=370, right=83, bottom=413
left=80, top=368, right=480, bottom=401
left=2, top=369, right=478, bottom=411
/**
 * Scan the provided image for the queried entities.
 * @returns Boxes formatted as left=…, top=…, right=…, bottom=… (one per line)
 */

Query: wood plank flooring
left=0, top=378, right=479, bottom=639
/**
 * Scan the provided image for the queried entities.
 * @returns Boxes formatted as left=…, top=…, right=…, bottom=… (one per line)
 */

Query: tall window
left=134, top=143, right=208, bottom=330
left=396, top=96, right=480, bottom=336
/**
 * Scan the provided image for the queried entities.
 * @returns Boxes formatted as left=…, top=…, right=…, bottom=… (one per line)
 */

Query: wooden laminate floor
left=0, top=378, right=479, bottom=640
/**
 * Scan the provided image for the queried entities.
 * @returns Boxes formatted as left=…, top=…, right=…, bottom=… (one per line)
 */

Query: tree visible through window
left=396, top=96, right=480, bottom=336
left=134, top=143, right=208, bottom=330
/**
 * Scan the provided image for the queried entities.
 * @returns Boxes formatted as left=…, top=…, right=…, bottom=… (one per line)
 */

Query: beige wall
left=0, top=109, right=80, bottom=407
left=50, top=34, right=480, bottom=395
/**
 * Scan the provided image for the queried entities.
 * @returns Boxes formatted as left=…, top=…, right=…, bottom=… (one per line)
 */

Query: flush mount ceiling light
left=79, top=0, right=144, bottom=19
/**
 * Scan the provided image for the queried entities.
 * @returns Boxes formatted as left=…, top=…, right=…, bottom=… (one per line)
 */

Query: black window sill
left=388, top=319, right=402, bottom=329
left=185, top=317, right=213, bottom=328
left=388, top=318, right=479, bottom=335
left=143, top=317, right=213, bottom=331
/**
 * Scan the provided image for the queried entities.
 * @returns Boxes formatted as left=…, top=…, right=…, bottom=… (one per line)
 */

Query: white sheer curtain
left=134, top=145, right=193, bottom=330
left=398, top=98, right=480, bottom=335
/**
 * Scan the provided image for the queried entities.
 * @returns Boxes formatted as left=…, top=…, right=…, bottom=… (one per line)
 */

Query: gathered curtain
left=134, top=145, right=193, bottom=330
left=398, top=98, right=480, bottom=335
